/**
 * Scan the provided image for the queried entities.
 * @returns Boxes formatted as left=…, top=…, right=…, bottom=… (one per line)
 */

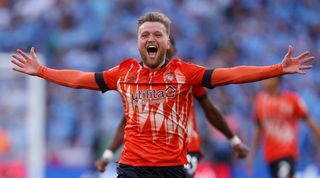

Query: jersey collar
left=140, top=58, right=170, bottom=69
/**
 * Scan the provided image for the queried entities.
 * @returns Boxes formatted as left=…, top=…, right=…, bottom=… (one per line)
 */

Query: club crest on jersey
left=164, top=73, right=174, bottom=82
left=131, top=86, right=176, bottom=101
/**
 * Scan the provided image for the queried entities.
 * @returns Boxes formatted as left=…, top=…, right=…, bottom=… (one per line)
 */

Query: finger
left=17, top=49, right=31, bottom=60
left=12, top=67, right=27, bottom=74
left=238, top=155, right=244, bottom=159
left=95, top=162, right=99, bottom=168
left=96, top=165, right=102, bottom=171
left=12, top=55, right=26, bottom=64
left=300, top=56, right=315, bottom=64
left=98, top=167, right=105, bottom=172
left=242, top=152, right=248, bottom=158
left=30, top=47, right=38, bottom=59
left=235, top=152, right=239, bottom=158
left=297, top=70, right=307, bottom=75
left=296, top=51, right=310, bottom=60
left=238, top=153, right=246, bottom=159
left=285, top=45, right=293, bottom=58
left=11, top=59, right=24, bottom=68
left=299, top=65, right=312, bottom=70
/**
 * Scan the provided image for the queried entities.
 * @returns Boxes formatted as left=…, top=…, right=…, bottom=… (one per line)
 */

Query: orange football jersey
left=254, top=91, right=308, bottom=163
left=98, top=58, right=207, bottom=166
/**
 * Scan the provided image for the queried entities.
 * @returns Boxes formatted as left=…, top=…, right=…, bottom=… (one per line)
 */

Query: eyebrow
left=140, top=29, right=164, bottom=34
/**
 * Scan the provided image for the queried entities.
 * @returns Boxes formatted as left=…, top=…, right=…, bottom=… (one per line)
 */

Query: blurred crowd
left=0, top=0, right=319, bottom=175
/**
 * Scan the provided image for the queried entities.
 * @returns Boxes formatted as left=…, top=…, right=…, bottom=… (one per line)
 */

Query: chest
left=258, top=96, right=295, bottom=120
left=117, top=66, right=193, bottom=101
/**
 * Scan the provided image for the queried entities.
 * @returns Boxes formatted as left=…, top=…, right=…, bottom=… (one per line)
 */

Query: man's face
left=138, top=22, right=170, bottom=69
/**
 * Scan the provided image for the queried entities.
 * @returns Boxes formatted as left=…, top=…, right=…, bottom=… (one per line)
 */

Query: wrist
left=37, top=65, right=45, bottom=77
left=229, top=135, right=242, bottom=147
left=278, top=63, right=284, bottom=74
left=102, top=149, right=114, bottom=161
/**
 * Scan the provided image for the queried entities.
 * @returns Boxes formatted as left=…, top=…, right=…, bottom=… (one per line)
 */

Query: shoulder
left=119, top=58, right=140, bottom=68
left=116, top=58, right=141, bottom=73
left=169, top=58, right=192, bottom=65
left=168, top=58, right=204, bottom=69
left=104, top=58, right=139, bottom=73
left=104, top=58, right=140, bottom=76
left=282, top=91, right=306, bottom=107
left=170, top=58, right=183, bottom=62
left=167, top=58, right=183, bottom=67
left=282, top=91, right=300, bottom=100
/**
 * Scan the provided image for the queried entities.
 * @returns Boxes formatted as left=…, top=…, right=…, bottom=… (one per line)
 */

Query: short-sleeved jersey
left=187, top=87, right=207, bottom=153
left=254, top=91, right=308, bottom=163
left=96, top=58, right=208, bottom=166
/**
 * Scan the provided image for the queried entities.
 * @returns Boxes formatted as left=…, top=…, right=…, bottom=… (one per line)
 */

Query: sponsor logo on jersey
left=131, top=86, right=176, bottom=100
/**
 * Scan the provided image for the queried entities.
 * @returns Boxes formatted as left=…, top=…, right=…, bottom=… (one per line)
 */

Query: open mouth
left=147, top=45, right=158, bottom=58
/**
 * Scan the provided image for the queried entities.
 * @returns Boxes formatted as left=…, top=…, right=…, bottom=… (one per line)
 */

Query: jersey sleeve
left=292, top=93, right=308, bottom=119
left=193, top=87, right=207, bottom=101
left=178, top=60, right=208, bottom=87
left=37, top=66, right=99, bottom=90
left=211, top=64, right=283, bottom=87
left=95, top=65, right=120, bottom=92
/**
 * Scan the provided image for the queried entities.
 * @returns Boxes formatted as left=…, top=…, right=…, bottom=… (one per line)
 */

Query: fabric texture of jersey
left=98, top=58, right=207, bottom=166
left=254, top=91, right=308, bottom=163
left=186, top=87, right=206, bottom=152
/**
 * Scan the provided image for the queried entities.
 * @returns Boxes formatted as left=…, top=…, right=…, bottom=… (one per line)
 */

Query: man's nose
left=147, top=35, right=156, bottom=42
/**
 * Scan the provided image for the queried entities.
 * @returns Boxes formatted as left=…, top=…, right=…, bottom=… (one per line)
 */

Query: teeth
left=148, top=45, right=156, bottom=48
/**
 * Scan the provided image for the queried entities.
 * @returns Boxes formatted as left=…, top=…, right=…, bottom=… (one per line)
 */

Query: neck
left=143, top=58, right=166, bottom=72
left=267, top=88, right=280, bottom=96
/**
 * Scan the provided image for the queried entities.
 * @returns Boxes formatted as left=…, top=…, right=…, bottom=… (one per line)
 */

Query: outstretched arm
left=11, top=48, right=99, bottom=90
left=198, top=96, right=249, bottom=159
left=210, top=45, right=315, bottom=87
left=305, top=116, right=320, bottom=142
left=95, top=116, right=126, bottom=172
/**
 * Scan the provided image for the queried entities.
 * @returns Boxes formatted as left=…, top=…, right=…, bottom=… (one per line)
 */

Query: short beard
left=140, top=51, right=166, bottom=69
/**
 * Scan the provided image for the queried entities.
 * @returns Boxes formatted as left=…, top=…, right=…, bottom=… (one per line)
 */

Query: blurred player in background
left=11, top=12, right=316, bottom=178
left=0, top=128, right=10, bottom=156
left=95, top=35, right=249, bottom=178
left=246, top=77, right=320, bottom=178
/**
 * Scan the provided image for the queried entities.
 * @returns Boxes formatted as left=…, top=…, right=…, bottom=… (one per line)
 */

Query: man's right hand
left=232, top=142, right=249, bottom=159
left=11, top=47, right=41, bottom=76
left=95, top=158, right=110, bottom=172
left=281, top=45, right=315, bottom=75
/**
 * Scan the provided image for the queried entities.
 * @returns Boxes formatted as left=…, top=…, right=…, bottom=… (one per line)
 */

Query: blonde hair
left=137, top=12, right=171, bottom=35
